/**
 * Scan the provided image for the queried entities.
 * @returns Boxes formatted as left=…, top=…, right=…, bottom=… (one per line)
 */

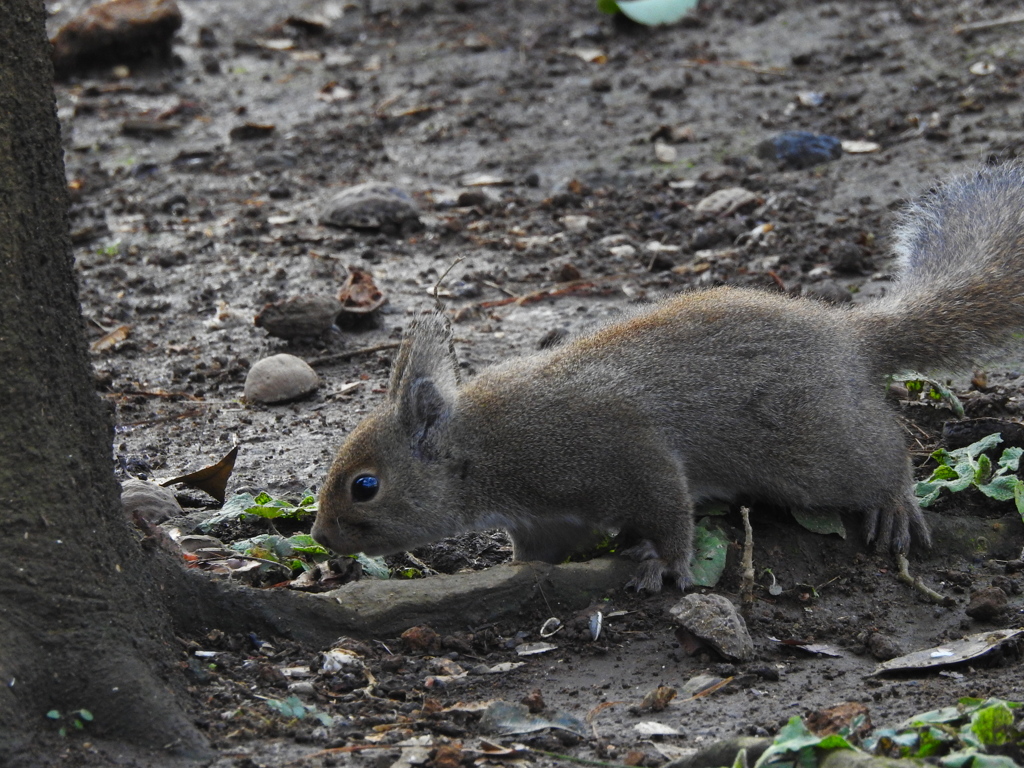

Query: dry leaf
left=161, top=446, right=238, bottom=503
left=90, top=324, right=130, bottom=352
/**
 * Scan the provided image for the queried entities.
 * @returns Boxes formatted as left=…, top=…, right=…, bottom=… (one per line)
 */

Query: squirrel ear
left=389, top=313, right=459, bottom=459
left=388, top=312, right=459, bottom=401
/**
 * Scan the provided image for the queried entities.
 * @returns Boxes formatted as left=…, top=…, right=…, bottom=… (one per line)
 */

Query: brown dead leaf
left=337, top=267, right=386, bottom=314
left=90, top=324, right=130, bottom=352
left=160, top=445, right=237, bottom=503
left=639, top=685, right=677, bottom=712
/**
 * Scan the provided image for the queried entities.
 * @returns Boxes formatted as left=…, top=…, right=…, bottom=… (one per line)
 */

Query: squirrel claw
left=625, top=559, right=692, bottom=593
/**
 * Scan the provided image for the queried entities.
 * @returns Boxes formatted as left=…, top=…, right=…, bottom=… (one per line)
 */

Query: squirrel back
left=313, top=164, right=1024, bottom=592
left=856, top=163, right=1024, bottom=375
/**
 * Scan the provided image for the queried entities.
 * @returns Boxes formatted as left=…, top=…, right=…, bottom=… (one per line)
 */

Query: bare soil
left=48, top=0, right=1024, bottom=764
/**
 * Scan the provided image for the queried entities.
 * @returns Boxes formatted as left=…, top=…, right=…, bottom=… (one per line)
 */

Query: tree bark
left=0, top=2, right=209, bottom=763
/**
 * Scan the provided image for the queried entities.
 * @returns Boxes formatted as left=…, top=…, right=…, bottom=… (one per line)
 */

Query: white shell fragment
left=516, top=642, right=558, bottom=656
left=841, top=139, right=882, bottom=154
left=539, top=618, right=563, bottom=638
left=635, top=721, right=682, bottom=736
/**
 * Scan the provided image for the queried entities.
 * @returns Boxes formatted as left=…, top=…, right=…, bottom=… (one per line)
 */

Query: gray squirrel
left=312, top=164, right=1024, bottom=592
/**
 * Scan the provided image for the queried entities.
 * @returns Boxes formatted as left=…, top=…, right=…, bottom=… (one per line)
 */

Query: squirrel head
left=312, top=313, right=464, bottom=557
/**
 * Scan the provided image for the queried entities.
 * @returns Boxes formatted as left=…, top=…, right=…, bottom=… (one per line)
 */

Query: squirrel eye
left=351, top=474, right=380, bottom=502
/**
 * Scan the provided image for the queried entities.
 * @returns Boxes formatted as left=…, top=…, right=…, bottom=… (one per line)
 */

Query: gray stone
left=320, top=182, right=422, bottom=235
left=121, top=478, right=182, bottom=523
left=244, top=354, right=319, bottom=404
left=668, top=593, right=754, bottom=661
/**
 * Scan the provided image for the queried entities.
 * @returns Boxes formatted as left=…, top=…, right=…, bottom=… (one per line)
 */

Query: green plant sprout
left=915, top=433, right=1024, bottom=518
left=46, top=708, right=93, bottom=738
left=263, top=695, right=333, bottom=727
left=891, top=372, right=965, bottom=417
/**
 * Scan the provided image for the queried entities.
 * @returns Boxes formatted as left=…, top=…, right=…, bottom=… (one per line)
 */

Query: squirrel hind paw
left=863, top=498, right=932, bottom=553
left=625, top=559, right=692, bottom=593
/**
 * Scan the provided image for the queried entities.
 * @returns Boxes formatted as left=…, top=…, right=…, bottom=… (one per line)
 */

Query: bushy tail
left=855, top=163, right=1024, bottom=376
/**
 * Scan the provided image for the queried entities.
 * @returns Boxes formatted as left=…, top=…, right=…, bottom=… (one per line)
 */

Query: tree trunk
left=0, top=2, right=209, bottom=763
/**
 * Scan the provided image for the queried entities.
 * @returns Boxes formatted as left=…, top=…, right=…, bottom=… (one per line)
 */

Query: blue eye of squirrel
left=351, top=474, right=379, bottom=502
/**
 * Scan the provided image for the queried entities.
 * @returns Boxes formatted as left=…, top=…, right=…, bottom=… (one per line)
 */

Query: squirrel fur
left=312, top=164, right=1024, bottom=592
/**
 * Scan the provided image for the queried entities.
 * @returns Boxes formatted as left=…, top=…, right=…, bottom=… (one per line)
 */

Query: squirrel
left=312, top=164, right=1024, bottom=592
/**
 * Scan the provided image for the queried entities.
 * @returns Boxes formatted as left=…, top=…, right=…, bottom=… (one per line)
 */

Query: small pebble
left=320, top=182, right=422, bottom=236
left=243, top=354, right=319, bottom=404
left=757, top=131, right=843, bottom=169
left=965, top=587, right=1008, bottom=621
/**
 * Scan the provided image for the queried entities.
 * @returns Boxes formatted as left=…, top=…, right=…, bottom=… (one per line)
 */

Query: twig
left=432, top=256, right=466, bottom=308
left=681, top=58, right=787, bottom=76
left=954, top=12, right=1024, bottom=34
left=680, top=676, right=733, bottom=701
left=740, top=506, right=754, bottom=615
left=308, top=341, right=402, bottom=367
left=896, top=554, right=954, bottom=606
left=481, top=280, right=517, bottom=298
left=477, top=279, right=611, bottom=310
left=106, top=388, right=204, bottom=401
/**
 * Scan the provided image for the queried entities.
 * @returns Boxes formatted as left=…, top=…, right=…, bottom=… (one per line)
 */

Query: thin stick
left=897, top=554, right=954, bottom=606
left=740, top=506, right=755, bottom=615
left=432, top=256, right=466, bottom=308
left=954, top=12, right=1024, bottom=34
left=308, top=341, right=402, bottom=367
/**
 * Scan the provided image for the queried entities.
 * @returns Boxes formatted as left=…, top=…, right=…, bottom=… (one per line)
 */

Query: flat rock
left=243, top=354, right=319, bottom=404
left=319, top=182, right=422, bottom=236
left=121, top=478, right=182, bottom=523
left=51, top=0, right=183, bottom=79
left=668, top=593, right=754, bottom=661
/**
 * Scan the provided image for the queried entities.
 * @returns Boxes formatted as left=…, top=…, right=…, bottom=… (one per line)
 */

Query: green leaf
left=355, top=553, right=391, bottom=580
left=941, top=751, right=1021, bottom=768
left=932, top=465, right=961, bottom=481
left=265, top=695, right=309, bottom=719
left=596, top=0, right=620, bottom=13
left=975, top=453, right=992, bottom=484
left=960, top=433, right=1003, bottom=460
left=998, top=446, right=1023, bottom=472
left=914, top=727, right=951, bottom=758
left=978, top=475, right=1019, bottom=502
left=77, top=709, right=93, bottom=722
left=903, top=704, right=967, bottom=727
left=790, top=507, right=846, bottom=538
left=198, top=492, right=259, bottom=530
left=968, top=701, right=1016, bottom=746
left=1015, top=481, right=1024, bottom=518
left=46, top=710, right=61, bottom=720
left=689, top=518, right=729, bottom=587
left=285, top=534, right=329, bottom=555
left=314, top=711, right=335, bottom=727
left=253, top=491, right=273, bottom=505
left=939, top=750, right=976, bottom=768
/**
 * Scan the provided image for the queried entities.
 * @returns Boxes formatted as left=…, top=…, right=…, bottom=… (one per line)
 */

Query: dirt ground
left=47, top=0, right=1024, bottom=764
